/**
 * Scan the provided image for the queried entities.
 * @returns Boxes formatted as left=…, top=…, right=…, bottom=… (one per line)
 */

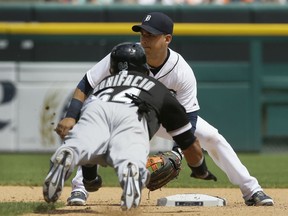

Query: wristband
left=65, top=98, right=83, bottom=120
left=188, top=156, right=208, bottom=177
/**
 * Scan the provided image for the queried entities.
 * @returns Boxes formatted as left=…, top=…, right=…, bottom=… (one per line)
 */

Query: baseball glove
left=146, top=151, right=181, bottom=191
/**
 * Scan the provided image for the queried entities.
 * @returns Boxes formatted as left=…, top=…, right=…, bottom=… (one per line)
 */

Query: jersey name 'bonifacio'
left=94, top=71, right=156, bottom=92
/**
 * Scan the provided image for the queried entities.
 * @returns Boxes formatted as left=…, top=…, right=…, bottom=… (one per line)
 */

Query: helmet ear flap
left=129, top=62, right=149, bottom=75
left=110, top=42, right=148, bottom=75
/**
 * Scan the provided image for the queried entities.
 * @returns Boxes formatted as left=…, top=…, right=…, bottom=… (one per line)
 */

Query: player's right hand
left=191, top=170, right=217, bottom=182
left=55, top=117, right=76, bottom=139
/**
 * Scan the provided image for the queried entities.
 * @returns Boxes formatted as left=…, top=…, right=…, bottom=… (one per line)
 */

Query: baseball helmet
left=110, top=42, right=149, bottom=75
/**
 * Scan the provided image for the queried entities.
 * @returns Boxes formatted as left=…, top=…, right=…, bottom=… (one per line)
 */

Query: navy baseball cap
left=132, top=12, right=174, bottom=35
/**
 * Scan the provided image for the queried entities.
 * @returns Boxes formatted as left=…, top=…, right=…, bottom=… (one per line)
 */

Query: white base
left=157, top=193, right=227, bottom=207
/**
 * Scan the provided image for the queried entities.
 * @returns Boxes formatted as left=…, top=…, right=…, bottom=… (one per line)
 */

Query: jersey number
left=96, top=87, right=141, bottom=103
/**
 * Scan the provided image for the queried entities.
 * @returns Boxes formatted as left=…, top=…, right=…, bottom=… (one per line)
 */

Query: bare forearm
left=73, top=87, right=88, bottom=103
left=182, top=138, right=217, bottom=181
left=182, top=138, right=203, bottom=166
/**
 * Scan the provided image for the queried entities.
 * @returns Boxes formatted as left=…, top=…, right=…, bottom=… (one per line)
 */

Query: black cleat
left=245, top=191, right=274, bottom=206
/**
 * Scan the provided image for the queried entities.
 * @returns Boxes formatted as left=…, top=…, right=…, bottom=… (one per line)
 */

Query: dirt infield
left=0, top=186, right=287, bottom=216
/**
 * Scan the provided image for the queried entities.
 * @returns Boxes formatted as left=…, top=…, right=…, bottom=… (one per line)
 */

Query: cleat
left=245, top=191, right=274, bottom=206
left=67, top=191, right=87, bottom=206
left=120, top=163, right=141, bottom=211
left=43, top=150, right=73, bottom=203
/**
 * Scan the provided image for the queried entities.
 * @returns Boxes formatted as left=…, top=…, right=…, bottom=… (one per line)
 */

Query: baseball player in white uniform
left=44, top=42, right=215, bottom=210
left=56, top=12, right=273, bottom=206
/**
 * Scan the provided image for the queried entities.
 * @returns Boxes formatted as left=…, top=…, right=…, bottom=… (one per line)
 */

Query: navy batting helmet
left=110, top=42, right=149, bottom=75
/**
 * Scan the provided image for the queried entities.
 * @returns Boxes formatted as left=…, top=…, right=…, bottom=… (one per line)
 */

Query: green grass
left=0, top=152, right=288, bottom=188
left=171, top=153, right=288, bottom=188
left=0, top=202, right=65, bottom=216
left=0, top=152, right=288, bottom=215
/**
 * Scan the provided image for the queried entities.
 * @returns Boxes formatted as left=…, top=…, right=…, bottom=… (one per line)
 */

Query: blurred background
left=0, top=1, right=287, bottom=154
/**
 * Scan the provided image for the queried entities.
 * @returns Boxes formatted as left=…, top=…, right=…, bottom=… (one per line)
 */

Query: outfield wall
left=0, top=62, right=91, bottom=152
left=0, top=62, right=174, bottom=153
left=1, top=58, right=288, bottom=153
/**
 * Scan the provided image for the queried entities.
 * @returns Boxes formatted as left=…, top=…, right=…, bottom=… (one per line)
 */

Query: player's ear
left=164, top=34, right=172, bottom=45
